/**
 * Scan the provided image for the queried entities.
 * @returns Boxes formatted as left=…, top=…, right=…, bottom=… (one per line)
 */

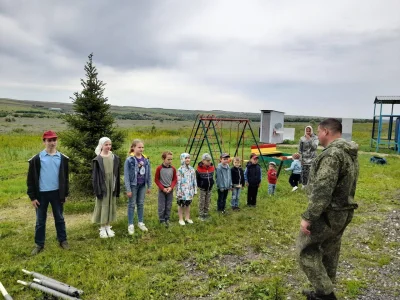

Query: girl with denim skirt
left=124, top=139, right=152, bottom=235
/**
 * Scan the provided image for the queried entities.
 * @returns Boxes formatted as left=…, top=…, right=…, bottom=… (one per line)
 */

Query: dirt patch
left=0, top=200, right=32, bottom=223
left=344, top=208, right=400, bottom=300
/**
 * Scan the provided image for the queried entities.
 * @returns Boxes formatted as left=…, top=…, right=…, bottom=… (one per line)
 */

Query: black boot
left=302, top=290, right=337, bottom=300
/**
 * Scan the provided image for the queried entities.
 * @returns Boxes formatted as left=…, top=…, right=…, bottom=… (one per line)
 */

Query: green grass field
left=0, top=119, right=399, bottom=299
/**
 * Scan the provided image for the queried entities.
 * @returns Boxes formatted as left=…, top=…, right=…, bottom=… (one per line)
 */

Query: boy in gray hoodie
left=216, top=153, right=232, bottom=213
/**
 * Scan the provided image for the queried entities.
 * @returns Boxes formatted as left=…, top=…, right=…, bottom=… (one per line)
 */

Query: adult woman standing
left=298, top=126, right=318, bottom=188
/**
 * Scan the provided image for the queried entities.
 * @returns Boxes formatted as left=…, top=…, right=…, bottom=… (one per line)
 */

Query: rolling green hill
left=0, top=98, right=372, bottom=123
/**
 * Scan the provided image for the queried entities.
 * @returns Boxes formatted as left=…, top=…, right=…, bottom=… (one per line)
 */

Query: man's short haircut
left=319, top=118, right=342, bottom=134
left=162, top=151, right=173, bottom=160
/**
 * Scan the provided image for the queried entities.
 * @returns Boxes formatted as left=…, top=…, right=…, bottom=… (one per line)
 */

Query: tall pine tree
left=62, top=53, right=125, bottom=195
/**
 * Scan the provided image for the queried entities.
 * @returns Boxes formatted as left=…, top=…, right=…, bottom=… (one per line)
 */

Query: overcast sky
left=1, top=0, right=400, bottom=118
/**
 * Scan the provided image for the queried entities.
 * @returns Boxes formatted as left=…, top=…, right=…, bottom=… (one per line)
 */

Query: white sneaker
left=302, top=185, right=306, bottom=189
left=179, top=220, right=185, bottom=226
left=185, top=219, right=194, bottom=224
left=138, top=222, right=148, bottom=232
left=292, top=186, right=298, bottom=192
left=128, top=224, right=134, bottom=235
left=99, top=227, right=108, bottom=239
left=105, top=226, right=115, bottom=237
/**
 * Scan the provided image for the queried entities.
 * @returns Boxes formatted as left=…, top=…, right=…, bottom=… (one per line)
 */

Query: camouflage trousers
left=301, top=164, right=311, bottom=185
left=297, top=210, right=354, bottom=295
left=198, top=189, right=212, bottom=218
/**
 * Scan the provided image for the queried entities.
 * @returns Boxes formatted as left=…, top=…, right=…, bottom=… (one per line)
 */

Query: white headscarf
left=95, top=137, right=111, bottom=155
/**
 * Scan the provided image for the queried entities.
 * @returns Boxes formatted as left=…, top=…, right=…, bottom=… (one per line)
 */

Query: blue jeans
left=231, top=187, right=241, bottom=207
left=35, top=190, right=67, bottom=247
left=127, top=184, right=146, bottom=224
left=217, top=189, right=229, bottom=211
left=268, top=184, right=276, bottom=195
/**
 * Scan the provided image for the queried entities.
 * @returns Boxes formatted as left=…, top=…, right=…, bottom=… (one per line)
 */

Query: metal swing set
left=185, top=115, right=267, bottom=168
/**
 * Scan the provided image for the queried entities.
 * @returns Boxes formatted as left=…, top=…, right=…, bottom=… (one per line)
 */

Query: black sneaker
left=31, top=245, right=44, bottom=256
left=59, top=241, right=70, bottom=250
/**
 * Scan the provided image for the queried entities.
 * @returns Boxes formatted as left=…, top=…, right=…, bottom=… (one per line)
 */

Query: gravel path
left=354, top=209, right=400, bottom=300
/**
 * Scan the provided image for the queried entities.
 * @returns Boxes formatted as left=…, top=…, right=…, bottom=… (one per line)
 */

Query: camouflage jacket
left=298, top=134, right=319, bottom=164
left=302, top=138, right=359, bottom=222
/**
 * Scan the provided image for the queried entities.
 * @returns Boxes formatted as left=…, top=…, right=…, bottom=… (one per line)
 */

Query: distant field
left=0, top=110, right=390, bottom=153
left=0, top=117, right=195, bottom=134
left=1, top=98, right=373, bottom=124
left=0, top=98, right=263, bottom=122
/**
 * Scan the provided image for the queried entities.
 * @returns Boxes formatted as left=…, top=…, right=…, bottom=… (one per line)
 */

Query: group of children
left=92, top=137, right=304, bottom=238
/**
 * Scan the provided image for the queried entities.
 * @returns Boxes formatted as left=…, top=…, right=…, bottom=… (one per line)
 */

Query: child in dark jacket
left=244, top=153, right=262, bottom=207
left=196, top=153, right=215, bottom=220
left=231, top=157, right=245, bottom=210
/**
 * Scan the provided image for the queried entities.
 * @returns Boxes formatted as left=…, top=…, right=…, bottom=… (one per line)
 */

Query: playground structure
left=250, top=143, right=293, bottom=178
left=185, top=115, right=267, bottom=168
left=370, top=96, right=400, bottom=154
left=185, top=114, right=292, bottom=178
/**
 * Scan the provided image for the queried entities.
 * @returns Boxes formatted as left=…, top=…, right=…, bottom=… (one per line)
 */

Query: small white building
left=342, top=118, right=353, bottom=142
left=49, top=108, right=63, bottom=112
left=260, top=110, right=285, bottom=144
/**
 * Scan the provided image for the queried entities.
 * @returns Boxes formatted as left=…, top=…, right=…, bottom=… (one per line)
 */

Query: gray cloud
left=1, top=0, right=400, bottom=118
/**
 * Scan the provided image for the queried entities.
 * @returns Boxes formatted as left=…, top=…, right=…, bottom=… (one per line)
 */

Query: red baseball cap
left=42, top=130, right=58, bottom=140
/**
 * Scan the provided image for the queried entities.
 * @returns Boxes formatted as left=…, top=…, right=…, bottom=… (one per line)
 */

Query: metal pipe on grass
left=21, top=269, right=83, bottom=295
left=0, top=282, right=13, bottom=300
left=17, top=281, right=80, bottom=300
left=33, top=278, right=80, bottom=297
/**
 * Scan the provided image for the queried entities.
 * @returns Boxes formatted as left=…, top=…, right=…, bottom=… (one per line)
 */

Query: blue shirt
left=39, top=150, right=61, bottom=192
left=285, top=159, right=302, bottom=174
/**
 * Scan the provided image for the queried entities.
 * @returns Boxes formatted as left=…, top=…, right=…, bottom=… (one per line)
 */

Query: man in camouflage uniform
left=297, top=118, right=359, bottom=300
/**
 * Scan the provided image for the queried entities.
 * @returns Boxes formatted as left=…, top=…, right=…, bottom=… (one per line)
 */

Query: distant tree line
left=15, top=110, right=45, bottom=114
left=284, top=117, right=372, bottom=123
left=80, top=113, right=374, bottom=123
left=1, top=110, right=51, bottom=118
left=1, top=108, right=372, bottom=123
